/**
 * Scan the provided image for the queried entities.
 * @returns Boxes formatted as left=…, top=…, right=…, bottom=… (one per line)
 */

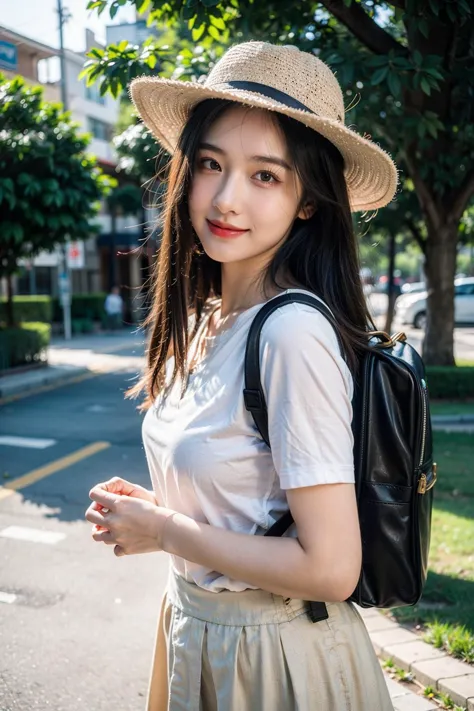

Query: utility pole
left=56, top=0, right=72, bottom=340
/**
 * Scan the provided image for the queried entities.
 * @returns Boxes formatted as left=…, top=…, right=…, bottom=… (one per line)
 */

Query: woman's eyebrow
left=198, top=142, right=293, bottom=171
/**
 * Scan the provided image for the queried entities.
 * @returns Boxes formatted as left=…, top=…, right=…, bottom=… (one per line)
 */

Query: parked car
left=401, top=281, right=426, bottom=294
left=395, top=277, right=474, bottom=329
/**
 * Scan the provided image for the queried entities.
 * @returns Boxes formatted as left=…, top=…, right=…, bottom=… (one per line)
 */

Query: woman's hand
left=85, top=484, right=175, bottom=557
left=91, top=476, right=158, bottom=506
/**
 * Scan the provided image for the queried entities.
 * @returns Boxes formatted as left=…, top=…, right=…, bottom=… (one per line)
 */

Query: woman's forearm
left=161, top=512, right=344, bottom=601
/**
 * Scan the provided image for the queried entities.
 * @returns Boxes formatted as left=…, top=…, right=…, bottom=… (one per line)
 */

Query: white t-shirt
left=142, top=289, right=355, bottom=592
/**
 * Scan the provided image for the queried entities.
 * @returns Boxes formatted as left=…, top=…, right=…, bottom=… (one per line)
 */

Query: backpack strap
left=244, top=292, right=346, bottom=624
left=244, top=292, right=346, bottom=447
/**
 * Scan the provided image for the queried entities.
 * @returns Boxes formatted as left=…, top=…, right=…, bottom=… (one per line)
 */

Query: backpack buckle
left=243, top=388, right=264, bottom=412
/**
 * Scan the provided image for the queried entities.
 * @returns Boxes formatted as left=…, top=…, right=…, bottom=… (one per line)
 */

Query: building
left=0, top=25, right=151, bottom=323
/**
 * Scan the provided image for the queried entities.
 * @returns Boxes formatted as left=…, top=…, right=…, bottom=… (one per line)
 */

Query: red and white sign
left=66, top=241, right=85, bottom=269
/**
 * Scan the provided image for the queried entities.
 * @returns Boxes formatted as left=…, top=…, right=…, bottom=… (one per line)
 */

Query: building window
left=85, top=83, right=106, bottom=105
left=88, top=117, right=111, bottom=141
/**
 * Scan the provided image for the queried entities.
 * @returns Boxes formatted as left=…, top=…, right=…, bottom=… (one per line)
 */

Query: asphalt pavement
left=0, top=369, right=168, bottom=711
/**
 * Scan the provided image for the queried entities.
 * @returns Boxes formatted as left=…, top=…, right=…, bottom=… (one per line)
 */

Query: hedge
left=0, top=296, right=52, bottom=323
left=0, top=322, right=51, bottom=371
left=426, top=366, right=474, bottom=400
left=52, top=293, right=106, bottom=321
left=0, top=294, right=107, bottom=323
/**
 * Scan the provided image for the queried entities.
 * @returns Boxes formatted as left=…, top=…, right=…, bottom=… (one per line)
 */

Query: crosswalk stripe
left=0, top=436, right=57, bottom=449
left=0, top=526, right=66, bottom=544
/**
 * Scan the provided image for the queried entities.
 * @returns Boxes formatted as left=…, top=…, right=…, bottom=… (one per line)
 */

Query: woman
left=85, top=41, right=397, bottom=710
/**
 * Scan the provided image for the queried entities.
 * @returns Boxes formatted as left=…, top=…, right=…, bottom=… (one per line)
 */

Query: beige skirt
left=146, top=570, right=393, bottom=711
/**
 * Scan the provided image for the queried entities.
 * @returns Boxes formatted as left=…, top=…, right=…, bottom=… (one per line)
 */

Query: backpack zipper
left=418, top=378, right=428, bottom=468
left=418, top=462, right=437, bottom=494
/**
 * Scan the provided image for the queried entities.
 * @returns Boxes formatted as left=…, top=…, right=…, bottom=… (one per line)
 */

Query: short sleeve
left=259, top=304, right=355, bottom=489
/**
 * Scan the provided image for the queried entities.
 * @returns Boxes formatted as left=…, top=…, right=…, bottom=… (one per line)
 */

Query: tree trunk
left=423, top=221, right=458, bottom=365
left=5, top=273, right=15, bottom=328
left=384, top=231, right=397, bottom=335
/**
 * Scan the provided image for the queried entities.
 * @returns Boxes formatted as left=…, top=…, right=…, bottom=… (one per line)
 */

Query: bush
left=52, top=293, right=106, bottom=322
left=426, top=365, right=474, bottom=399
left=71, top=317, right=94, bottom=334
left=0, top=296, right=52, bottom=323
left=0, top=322, right=51, bottom=371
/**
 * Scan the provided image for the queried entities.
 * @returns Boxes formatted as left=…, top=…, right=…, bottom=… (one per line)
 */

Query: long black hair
left=129, top=98, right=376, bottom=407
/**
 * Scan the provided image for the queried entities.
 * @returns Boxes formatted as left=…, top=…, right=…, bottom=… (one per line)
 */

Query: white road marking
left=0, top=591, right=16, bottom=604
left=0, top=436, right=57, bottom=449
left=0, top=526, right=66, bottom=544
left=86, top=405, right=109, bottom=413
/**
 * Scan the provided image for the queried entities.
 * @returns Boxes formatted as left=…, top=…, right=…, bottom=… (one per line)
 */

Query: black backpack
left=243, top=292, right=437, bottom=622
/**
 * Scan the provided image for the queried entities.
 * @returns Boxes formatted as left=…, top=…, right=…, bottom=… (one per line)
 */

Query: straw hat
left=130, top=41, right=398, bottom=212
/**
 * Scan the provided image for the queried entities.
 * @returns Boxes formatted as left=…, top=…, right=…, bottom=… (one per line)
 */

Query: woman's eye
left=200, top=158, right=220, bottom=171
left=256, top=171, right=279, bottom=184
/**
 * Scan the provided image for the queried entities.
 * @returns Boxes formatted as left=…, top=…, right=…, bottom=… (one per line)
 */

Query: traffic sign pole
left=59, top=245, right=72, bottom=340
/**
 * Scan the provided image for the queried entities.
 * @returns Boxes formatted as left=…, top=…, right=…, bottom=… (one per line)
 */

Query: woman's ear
left=297, top=202, right=316, bottom=220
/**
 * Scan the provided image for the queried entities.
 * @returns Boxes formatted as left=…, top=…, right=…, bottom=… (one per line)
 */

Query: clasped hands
left=85, top=476, right=176, bottom=558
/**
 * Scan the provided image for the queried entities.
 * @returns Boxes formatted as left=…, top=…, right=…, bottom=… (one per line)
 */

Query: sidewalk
left=359, top=606, right=474, bottom=710
left=0, top=328, right=146, bottom=401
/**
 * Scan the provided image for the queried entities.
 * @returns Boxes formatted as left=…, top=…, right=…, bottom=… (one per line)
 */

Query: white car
left=395, top=277, right=474, bottom=329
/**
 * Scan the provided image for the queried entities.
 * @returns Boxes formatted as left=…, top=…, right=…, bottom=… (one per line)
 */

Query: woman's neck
left=219, top=262, right=297, bottom=317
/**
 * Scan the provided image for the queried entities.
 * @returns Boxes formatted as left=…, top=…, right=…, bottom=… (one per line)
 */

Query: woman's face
left=188, top=105, right=312, bottom=267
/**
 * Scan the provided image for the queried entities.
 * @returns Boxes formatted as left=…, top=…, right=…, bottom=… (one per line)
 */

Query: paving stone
left=363, top=614, right=399, bottom=633
left=382, top=640, right=446, bottom=671
left=438, top=674, right=474, bottom=708
left=354, top=604, right=381, bottom=619
left=413, top=655, right=471, bottom=688
left=391, top=691, right=437, bottom=710
left=385, top=676, right=412, bottom=699
left=370, top=627, right=419, bottom=656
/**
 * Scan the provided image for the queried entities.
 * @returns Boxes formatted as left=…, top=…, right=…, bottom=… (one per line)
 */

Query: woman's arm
left=162, top=481, right=361, bottom=602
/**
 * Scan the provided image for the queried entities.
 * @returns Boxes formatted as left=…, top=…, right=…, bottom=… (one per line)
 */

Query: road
left=0, top=367, right=168, bottom=711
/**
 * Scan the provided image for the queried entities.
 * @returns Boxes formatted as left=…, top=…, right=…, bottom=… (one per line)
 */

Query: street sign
left=58, top=271, right=71, bottom=307
left=66, top=241, right=85, bottom=269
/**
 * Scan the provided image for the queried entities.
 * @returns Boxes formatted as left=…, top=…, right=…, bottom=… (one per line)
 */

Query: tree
left=0, top=74, right=114, bottom=326
left=85, top=0, right=474, bottom=365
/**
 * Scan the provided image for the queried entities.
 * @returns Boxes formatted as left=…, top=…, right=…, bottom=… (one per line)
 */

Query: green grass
left=391, top=431, right=474, bottom=663
left=430, top=400, right=474, bottom=416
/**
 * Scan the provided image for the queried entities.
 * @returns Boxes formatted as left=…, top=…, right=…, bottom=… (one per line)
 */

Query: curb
left=431, top=415, right=474, bottom=425
left=0, top=366, right=91, bottom=403
left=359, top=608, right=474, bottom=710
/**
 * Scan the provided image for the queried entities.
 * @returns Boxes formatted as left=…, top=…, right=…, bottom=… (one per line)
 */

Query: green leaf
left=387, top=71, right=401, bottom=97
left=418, top=18, right=429, bottom=38
left=147, top=54, right=157, bottom=69
left=201, top=0, right=219, bottom=6
left=343, top=0, right=352, bottom=6
left=413, top=50, right=423, bottom=67
left=110, top=2, right=119, bottom=19
left=371, top=66, right=389, bottom=85
left=208, top=25, right=221, bottom=40
left=136, top=0, right=151, bottom=11
left=367, top=55, right=389, bottom=68
left=182, top=5, right=197, bottom=20
left=420, top=77, right=431, bottom=95
left=192, top=23, right=206, bottom=41
left=210, top=15, right=225, bottom=30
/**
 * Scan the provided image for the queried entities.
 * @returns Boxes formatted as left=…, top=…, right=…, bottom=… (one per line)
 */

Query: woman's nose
left=212, top=173, right=243, bottom=215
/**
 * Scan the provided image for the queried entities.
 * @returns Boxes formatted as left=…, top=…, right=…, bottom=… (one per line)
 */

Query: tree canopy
left=0, top=74, right=114, bottom=289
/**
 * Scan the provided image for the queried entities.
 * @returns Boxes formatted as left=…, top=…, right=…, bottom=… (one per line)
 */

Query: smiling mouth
left=206, top=219, right=249, bottom=237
